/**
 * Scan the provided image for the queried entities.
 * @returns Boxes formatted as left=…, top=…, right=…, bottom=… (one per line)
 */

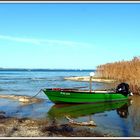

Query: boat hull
left=43, top=89, right=129, bottom=104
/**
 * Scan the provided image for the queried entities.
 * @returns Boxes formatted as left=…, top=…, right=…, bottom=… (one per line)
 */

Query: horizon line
left=0, top=68, right=96, bottom=70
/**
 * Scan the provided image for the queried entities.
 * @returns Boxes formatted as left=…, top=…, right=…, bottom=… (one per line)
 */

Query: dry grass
left=96, top=57, right=140, bottom=95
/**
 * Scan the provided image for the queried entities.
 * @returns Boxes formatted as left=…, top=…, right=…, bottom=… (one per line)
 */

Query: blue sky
left=0, top=3, right=140, bottom=69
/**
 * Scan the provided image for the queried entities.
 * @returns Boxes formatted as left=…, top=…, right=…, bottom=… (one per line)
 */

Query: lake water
left=0, top=70, right=140, bottom=137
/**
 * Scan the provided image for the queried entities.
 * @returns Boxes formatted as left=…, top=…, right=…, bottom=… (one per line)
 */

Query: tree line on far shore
left=96, top=56, right=140, bottom=95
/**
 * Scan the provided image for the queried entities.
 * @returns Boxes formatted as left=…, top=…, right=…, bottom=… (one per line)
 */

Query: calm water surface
left=0, top=70, right=139, bottom=137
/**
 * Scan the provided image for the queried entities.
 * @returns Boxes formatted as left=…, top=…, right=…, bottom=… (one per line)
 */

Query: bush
left=96, top=57, right=140, bottom=95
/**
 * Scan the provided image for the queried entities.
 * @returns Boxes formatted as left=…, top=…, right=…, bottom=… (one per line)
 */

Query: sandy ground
left=0, top=94, right=43, bottom=104
left=64, top=76, right=115, bottom=83
left=0, top=116, right=112, bottom=137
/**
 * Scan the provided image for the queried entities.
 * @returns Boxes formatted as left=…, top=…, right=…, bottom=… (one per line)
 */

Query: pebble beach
left=0, top=97, right=111, bottom=137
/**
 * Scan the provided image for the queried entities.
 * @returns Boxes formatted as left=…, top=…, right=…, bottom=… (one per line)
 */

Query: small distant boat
left=43, top=83, right=132, bottom=104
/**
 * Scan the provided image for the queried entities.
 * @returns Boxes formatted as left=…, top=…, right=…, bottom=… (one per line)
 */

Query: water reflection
left=48, top=99, right=132, bottom=122
left=116, top=103, right=129, bottom=118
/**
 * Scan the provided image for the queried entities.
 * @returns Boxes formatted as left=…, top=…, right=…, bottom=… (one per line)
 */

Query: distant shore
left=64, top=76, right=115, bottom=83
left=0, top=68, right=94, bottom=72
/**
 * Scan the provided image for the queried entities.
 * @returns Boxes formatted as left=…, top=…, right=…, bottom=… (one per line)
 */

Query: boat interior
left=46, top=88, right=115, bottom=93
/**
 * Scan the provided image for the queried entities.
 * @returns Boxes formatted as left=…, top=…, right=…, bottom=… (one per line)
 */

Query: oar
left=70, top=86, right=87, bottom=89
left=61, top=86, right=87, bottom=90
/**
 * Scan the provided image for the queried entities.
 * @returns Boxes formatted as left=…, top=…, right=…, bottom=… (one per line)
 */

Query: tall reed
left=96, top=57, right=140, bottom=95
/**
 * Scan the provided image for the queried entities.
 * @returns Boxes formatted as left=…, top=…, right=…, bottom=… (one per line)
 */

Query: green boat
left=48, top=100, right=131, bottom=119
left=43, top=83, right=132, bottom=104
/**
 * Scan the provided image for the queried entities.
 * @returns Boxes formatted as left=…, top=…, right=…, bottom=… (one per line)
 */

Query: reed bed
left=96, top=57, right=140, bottom=95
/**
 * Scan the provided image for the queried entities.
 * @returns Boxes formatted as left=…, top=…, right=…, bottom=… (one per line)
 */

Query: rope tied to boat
left=18, top=89, right=44, bottom=103
left=30, top=89, right=43, bottom=99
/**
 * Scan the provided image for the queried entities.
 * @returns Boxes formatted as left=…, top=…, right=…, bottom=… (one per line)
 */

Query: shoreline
left=64, top=76, right=115, bottom=83
left=0, top=116, right=112, bottom=137
left=0, top=96, right=111, bottom=137
left=0, top=95, right=113, bottom=137
left=0, top=94, right=138, bottom=137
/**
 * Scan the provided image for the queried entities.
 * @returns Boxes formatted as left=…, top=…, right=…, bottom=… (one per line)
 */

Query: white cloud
left=0, top=34, right=92, bottom=48
left=0, top=35, right=41, bottom=45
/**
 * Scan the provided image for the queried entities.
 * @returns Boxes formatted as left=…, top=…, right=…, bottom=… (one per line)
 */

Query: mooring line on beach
left=19, top=89, right=48, bottom=103
left=0, top=89, right=49, bottom=104
left=30, top=89, right=43, bottom=99
left=0, top=89, right=45, bottom=104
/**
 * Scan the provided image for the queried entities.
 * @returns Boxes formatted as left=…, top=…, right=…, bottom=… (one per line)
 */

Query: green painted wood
left=43, top=89, right=129, bottom=104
